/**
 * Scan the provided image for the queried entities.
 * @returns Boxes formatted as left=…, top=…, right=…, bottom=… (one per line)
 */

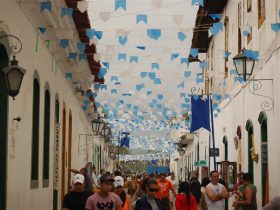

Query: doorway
left=61, top=108, right=66, bottom=208
left=0, top=40, right=9, bottom=210
left=67, top=112, right=72, bottom=192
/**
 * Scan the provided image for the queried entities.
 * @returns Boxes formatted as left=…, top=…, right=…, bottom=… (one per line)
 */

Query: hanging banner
left=53, top=123, right=60, bottom=190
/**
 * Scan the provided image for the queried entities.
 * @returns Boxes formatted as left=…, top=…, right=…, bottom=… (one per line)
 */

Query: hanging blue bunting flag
left=60, top=39, right=69, bottom=48
left=177, top=81, right=184, bottom=89
left=115, top=0, right=126, bottom=11
left=271, top=23, right=280, bottom=32
left=38, top=26, right=46, bottom=34
left=152, top=63, right=159, bottom=70
left=111, top=76, right=118, bottom=81
left=154, top=78, right=161, bottom=84
left=65, top=72, right=72, bottom=80
left=181, top=58, right=189, bottom=65
left=184, top=71, right=191, bottom=78
left=40, top=1, right=52, bottom=12
left=118, top=36, right=128, bottom=45
left=137, top=46, right=146, bottom=50
left=147, top=29, right=161, bottom=40
left=77, top=43, right=86, bottom=52
left=61, top=7, right=73, bottom=17
left=118, top=53, right=126, bottom=61
left=79, top=54, right=87, bottom=61
left=140, top=72, right=148, bottom=78
left=224, top=51, right=231, bottom=59
left=136, top=14, right=147, bottom=24
left=178, top=32, right=187, bottom=41
left=191, top=0, right=204, bottom=6
left=111, top=89, right=117, bottom=94
left=190, top=48, right=198, bottom=57
left=102, top=62, right=110, bottom=69
left=68, top=53, right=77, bottom=60
left=208, top=14, right=221, bottom=21
left=149, top=72, right=156, bottom=80
left=130, top=56, right=138, bottom=63
left=171, top=53, right=179, bottom=61
left=86, top=29, right=95, bottom=39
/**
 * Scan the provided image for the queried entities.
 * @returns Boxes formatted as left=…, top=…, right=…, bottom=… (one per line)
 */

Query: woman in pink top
left=175, top=182, right=197, bottom=210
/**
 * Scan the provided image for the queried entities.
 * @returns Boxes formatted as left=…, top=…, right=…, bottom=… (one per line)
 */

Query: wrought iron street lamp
left=91, top=118, right=106, bottom=136
left=233, top=50, right=255, bottom=81
left=0, top=35, right=26, bottom=100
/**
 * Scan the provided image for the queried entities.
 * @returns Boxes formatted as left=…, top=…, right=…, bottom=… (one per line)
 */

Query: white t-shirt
left=206, top=182, right=225, bottom=210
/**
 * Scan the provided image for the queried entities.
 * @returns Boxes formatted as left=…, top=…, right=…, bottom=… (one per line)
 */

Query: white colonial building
left=186, top=0, right=280, bottom=209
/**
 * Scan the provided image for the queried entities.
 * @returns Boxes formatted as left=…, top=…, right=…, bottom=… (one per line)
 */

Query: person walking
left=70, top=167, right=93, bottom=192
left=114, top=176, right=132, bottom=210
left=232, top=173, right=257, bottom=210
left=156, top=173, right=177, bottom=203
left=205, top=170, right=229, bottom=210
left=135, top=178, right=162, bottom=210
left=168, top=173, right=179, bottom=210
left=86, top=174, right=123, bottom=210
left=190, top=180, right=207, bottom=210
left=63, top=174, right=93, bottom=210
left=175, top=181, right=197, bottom=210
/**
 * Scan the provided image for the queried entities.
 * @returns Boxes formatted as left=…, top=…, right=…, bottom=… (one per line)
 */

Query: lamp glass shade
left=2, top=64, right=26, bottom=98
left=92, top=119, right=105, bottom=135
left=233, top=53, right=246, bottom=76
left=246, top=58, right=255, bottom=76
left=102, top=125, right=111, bottom=137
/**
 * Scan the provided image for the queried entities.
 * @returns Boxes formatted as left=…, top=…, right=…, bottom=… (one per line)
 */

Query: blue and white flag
left=190, top=95, right=210, bottom=132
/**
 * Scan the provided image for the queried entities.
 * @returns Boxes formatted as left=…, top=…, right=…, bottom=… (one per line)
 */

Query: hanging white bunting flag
left=115, top=29, right=130, bottom=36
left=77, top=1, right=89, bottom=13
left=172, top=15, right=183, bottom=25
left=94, top=53, right=101, bottom=62
left=90, top=37, right=99, bottom=45
left=198, top=53, right=207, bottom=61
left=99, top=12, right=111, bottom=22
left=151, top=0, right=163, bottom=8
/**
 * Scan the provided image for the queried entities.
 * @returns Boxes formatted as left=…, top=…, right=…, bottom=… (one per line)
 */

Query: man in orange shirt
left=156, top=173, right=177, bottom=202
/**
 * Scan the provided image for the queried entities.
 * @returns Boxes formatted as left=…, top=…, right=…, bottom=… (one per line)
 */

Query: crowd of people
left=63, top=166, right=279, bottom=210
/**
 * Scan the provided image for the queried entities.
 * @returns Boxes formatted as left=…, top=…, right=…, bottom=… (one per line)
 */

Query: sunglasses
left=149, top=188, right=159, bottom=192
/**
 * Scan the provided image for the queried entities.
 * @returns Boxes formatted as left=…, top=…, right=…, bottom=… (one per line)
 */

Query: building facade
left=0, top=0, right=111, bottom=209
left=190, top=0, right=280, bottom=209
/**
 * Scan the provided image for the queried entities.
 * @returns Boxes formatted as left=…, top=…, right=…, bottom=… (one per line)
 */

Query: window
left=258, top=0, right=265, bottom=28
left=247, top=0, right=252, bottom=12
left=245, top=120, right=254, bottom=183
left=258, top=112, right=269, bottom=206
left=238, top=2, right=242, bottom=52
left=224, top=16, right=229, bottom=78
left=43, top=88, right=50, bottom=187
left=31, top=78, right=40, bottom=188
left=223, top=136, right=228, bottom=161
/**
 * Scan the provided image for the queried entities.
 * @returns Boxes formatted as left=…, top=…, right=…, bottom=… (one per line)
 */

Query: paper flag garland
left=86, top=29, right=95, bottom=39
left=152, top=63, right=159, bottom=70
left=190, top=48, right=198, bottom=57
left=192, top=0, right=204, bottom=6
left=99, top=12, right=111, bottom=22
left=178, top=32, right=187, bottom=41
left=171, top=53, right=179, bottom=61
left=130, top=56, right=138, bottom=63
left=60, top=39, right=69, bottom=48
left=271, top=23, right=280, bottom=32
left=115, top=0, right=126, bottom=11
left=172, top=15, right=183, bottom=25
left=181, top=58, right=189, bottom=65
left=147, top=29, right=161, bottom=40
left=68, top=53, right=77, bottom=60
left=38, top=27, right=46, bottom=34
left=118, top=36, right=128, bottom=45
left=136, top=14, right=147, bottom=24
left=184, top=71, right=191, bottom=78
left=65, top=72, right=72, bottom=80
left=61, top=8, right=73, bottom=17
left=77, top=1, right=89, bottom=13
left=151, top=0, right=163, bottom=8
left=118, top=53, right=127, bottom=61
left=77, top=43, right=86, bottom=52
left=40, top=2, right=52, bottom=12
